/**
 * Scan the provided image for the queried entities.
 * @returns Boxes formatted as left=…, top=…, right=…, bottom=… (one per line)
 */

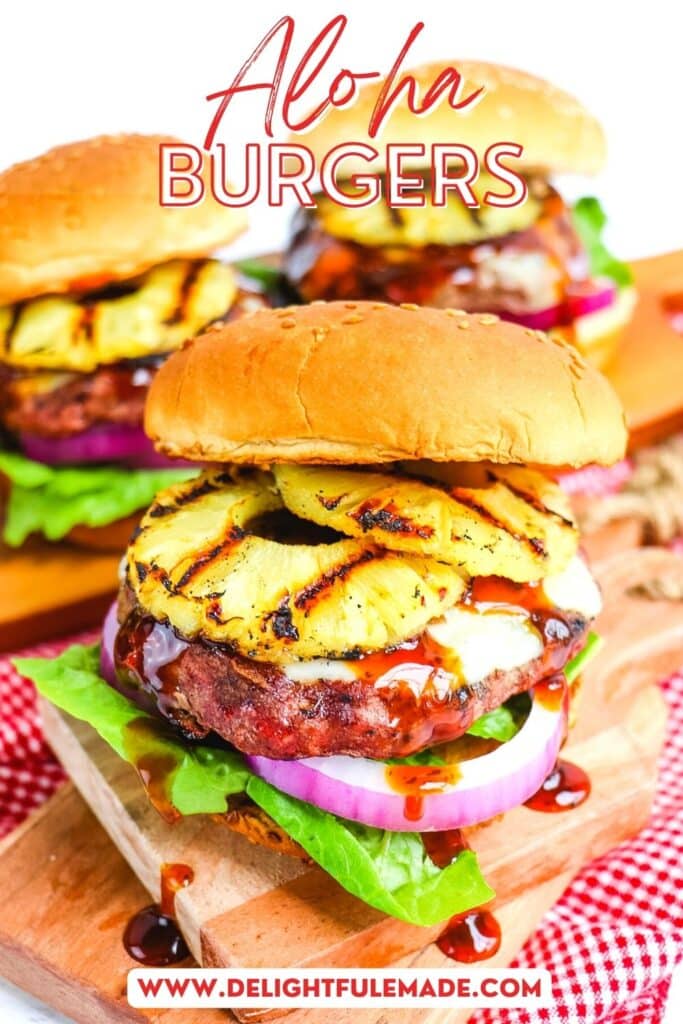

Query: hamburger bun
left=292, top=61, right=605, bottom=176
left=146, top=301, right=627, bottom=468
left=0, top=134, right=247, bottom=306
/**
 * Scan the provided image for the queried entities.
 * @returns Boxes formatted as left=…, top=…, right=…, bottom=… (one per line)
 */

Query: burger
left=0, top=133, right=265, bottom=549
left=283, top=62, right=635, bottom=367
left=20, top=302, right=627, bottom=928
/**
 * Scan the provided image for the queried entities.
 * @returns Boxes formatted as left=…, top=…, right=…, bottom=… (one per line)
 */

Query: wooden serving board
left=0, top=537, right=120, bottom=652
left=607, top=250, right=683, bottom=449
left=0, top=546, right=680, bottom=1023
left=0, top=780, right=576, bottom=1024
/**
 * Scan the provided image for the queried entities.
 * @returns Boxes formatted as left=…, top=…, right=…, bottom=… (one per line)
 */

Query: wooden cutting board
left=607, top=250, right=683, bottom=449
left=0, top=781, right=576, bottom=1024
left=1, top=545, right=681, bottom=1023
left=1, top=249, right=682, bottom=654
left=0, top=538, right=119, bottom=651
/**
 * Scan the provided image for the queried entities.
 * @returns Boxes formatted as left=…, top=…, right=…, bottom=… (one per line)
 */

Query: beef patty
left=113, top=599, right=588, bottom=760
left=1, top=288, right=271, bottom=440
left=1, top=361, right=156, bottom=438
left=284, top=193, right=585, bottom=311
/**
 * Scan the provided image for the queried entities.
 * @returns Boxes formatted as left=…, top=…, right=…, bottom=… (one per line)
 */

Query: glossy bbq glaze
left=437, top=910, right=502, bottom=963
left=123, top=863, right=194, bottom=967
left=467, top=575, right=579, bottom=678
left=285, top=186, right=586, bottom=316
left=525, top=758, right=591, bottom=812
left=421, top=828, right=468, bottom=868
left=112, top=565, right=587, bottom=760
left=385, top=763, right=462, bottom=822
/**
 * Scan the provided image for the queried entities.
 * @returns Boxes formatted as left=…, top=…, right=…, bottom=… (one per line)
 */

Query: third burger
left=283, top=62, right=636, bottom=368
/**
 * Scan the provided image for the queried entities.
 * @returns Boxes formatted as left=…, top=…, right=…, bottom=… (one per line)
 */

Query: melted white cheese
left=284, top=658, right=357, bottom=683
left=426, top=606, right=541, bottom=685
left=283, top=555, right=600, bottom=687
left=543, top=555, right=602, bottom=619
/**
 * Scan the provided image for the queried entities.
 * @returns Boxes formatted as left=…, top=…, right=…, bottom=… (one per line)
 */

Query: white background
left=1, top=1, right=681, bottom=1021
left=2, top=0, right=682, bottom=261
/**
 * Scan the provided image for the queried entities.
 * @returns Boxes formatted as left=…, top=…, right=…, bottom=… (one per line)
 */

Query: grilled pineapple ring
left=129, top=468, right=466, bottom=663
left=273, top=464, right=578, bottom=582
left=0, top=259, right=237, bottom=373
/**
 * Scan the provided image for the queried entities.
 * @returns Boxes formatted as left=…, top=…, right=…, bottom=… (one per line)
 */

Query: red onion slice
left=20, top=424, right=194, bottom=469
left=245, top=688, right=566, bottom=832
left=565, top=279, right=617, bottom=319
left=100, top=600, right=119, bottom=686
left=499, top=280, right=617, bottom=332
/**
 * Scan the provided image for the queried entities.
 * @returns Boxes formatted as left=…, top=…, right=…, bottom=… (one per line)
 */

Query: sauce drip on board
left=123, top=863, right=194, bottom=967
left=525, top=758, right=591, bottom=812
left=437, top=910, right=502, bottom=963
left=385, top=763, right=461, bottom=821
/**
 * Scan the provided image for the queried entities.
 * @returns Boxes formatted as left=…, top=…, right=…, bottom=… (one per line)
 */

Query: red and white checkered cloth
left=2, top=643, right=682, bottom=1023
left=1, top=459, right=682, bottom=1022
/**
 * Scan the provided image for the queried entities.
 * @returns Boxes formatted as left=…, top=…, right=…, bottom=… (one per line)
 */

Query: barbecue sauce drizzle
left=422, top=830, right=502, bottom=963
left=525, top=758, right=591, bottom=812
left=123, top=863, right=194, bottom=967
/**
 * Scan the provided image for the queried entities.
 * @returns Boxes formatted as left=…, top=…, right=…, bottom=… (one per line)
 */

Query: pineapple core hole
left=248, top=509, right=345, bottom=547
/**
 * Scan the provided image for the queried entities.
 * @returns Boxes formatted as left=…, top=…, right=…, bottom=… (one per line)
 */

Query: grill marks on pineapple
left=2, top=303, right=23, bottom=354
left=0, top=258, right=236, bottom=372
left=293, top=547, right=381, bottom=613
left=486, top=470, right=574, bottom=527
left=175, top=527, right=247, bottom=591
left=164, top=262, right=203, bottom=325
left=449, top=487, right=547, bottom=560
left=130, top=469, right=465, bottom=660
left=349, top=498, right=435, bottom=539
left=273, top=464, right=578, bottom=582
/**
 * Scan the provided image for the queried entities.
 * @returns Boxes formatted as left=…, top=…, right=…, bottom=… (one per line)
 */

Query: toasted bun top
left=294, top=61, right=605, bottom=177
left=0, top=134, right=247, bottom=305
left=146, top=302, right=627, bottom=468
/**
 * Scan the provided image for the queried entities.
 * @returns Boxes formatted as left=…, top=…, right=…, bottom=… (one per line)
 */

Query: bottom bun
left=67, top=514, right=141, bottom=551
left=217, top=795, right=311, bottom=862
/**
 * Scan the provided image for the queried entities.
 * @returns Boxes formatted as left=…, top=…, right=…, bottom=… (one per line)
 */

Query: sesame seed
left=342, top=315, right=364, bottom=324
left=478, top=314, right=499, bottom=325
left=281, top=318, right=297, bottom=328
left=399, top=303, right=419, bottom=311
left=344, top=302, right=357, bottom=309
left=457, top=321, right=470, bottom=329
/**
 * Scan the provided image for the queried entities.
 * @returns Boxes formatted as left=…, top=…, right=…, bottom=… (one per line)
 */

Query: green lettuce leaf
left=234, top=258, right=282, bottom=289
left=467, top=694, right=530, bottom=742
left=572, top=198, right=633, bottom=288
left=17, top=643, right=493, bottom=926
left=0, top=450, right=196, bottom=546
left=565, top=630, right=602, bottom=684
left=245, top=776, right=493, bottom=925
left=15, top=645, right=250, bottom=813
